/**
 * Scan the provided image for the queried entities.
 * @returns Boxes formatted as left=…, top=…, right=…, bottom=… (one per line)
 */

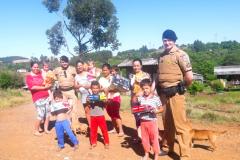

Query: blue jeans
left=55, top=119, right=79, bottom=148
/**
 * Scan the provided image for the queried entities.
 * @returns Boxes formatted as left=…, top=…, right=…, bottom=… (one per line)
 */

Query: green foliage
left=187, top=81, right=204, bottom=95
left=192, top=40, right=206, bottom=52
left=46, top=21, right=65, bottom=56
left=210, top=79, right=224, bottom=92
left=0, top=71, right=25, bottom=89
left=43, top=0, right=120, bottom=57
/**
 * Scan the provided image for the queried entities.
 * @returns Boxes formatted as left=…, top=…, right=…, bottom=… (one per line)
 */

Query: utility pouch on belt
left=161, top=81, right=186, bottom=97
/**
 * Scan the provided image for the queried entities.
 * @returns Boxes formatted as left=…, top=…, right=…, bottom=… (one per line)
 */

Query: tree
left=192, top=40, right=205, bottom=52
left=43, top=0, right=120, bottom=58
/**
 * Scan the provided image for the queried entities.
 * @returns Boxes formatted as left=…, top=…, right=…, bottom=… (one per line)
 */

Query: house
left=214, top=65, right=240, bottom=85
left=118, top=58, right=203, bottom=82
left=12, top=59, right=30, bottom=64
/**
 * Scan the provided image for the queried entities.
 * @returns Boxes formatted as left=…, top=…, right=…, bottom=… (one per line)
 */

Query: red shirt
left=26, top=73, right=49, bottom=102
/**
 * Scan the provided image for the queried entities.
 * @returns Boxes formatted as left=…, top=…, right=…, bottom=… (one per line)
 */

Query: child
left=87, top=81, right=109, bottom=149
left=87, top=60, right=101, bottom=81
left=111, top=65, right=120, bottom=78
left=134, top=78, right=166, bottom=160
left=50, top=89, right=79, bottom=151
left=99, top=63, right=124, bottom=136
left=41, top=61, right=52, bottom=134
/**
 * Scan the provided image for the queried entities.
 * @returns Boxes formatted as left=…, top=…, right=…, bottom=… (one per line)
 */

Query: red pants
left=90, top=116, right=109, bottom=145
left=141, top=120, right=160, bottom=154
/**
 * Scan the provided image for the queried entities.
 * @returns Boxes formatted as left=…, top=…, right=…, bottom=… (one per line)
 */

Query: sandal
left=118, top=132, right=125, bottom=137
left=108, top=129, right=116, bottom=134
left=90, top=144, right=97, bottom=149
left=34, top=131, right=42, bottom=136
left=104, top=144, right=109, bottom=150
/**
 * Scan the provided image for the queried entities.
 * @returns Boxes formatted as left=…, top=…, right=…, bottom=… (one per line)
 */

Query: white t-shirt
left=98, top=76, right=120, bottom=98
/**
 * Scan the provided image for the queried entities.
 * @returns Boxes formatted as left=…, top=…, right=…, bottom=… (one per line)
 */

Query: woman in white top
left=75, top=60, right=91, bottom=125
left=98, top=63, right=124, bottom=137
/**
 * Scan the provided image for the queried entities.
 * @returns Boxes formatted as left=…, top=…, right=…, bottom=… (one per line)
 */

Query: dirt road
left=0, top=103, right=239, bottom=160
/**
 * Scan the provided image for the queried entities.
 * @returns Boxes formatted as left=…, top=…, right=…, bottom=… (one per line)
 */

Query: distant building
left=214, top=65, right=240, bottom=83
left=118, top=58, right=203, bottom=82
left=17, top=69, right=28, bottom=73
left=12, top=59, right=30, bottom=64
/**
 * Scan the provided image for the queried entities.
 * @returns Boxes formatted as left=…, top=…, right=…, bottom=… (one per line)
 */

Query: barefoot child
left=87, top=81, right=109, bottom=149
left=50, top=89, right=79, bottom=151
left=133, top=78, right=165, bottom=160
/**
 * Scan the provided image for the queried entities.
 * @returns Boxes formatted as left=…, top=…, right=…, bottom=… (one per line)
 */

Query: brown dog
left=78, top=123, right=88, bottom=135
left=189, top=129, right=226, bottom=151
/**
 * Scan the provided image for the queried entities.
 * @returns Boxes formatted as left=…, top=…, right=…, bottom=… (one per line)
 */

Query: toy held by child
left=50, top=89, right=79, bottom=151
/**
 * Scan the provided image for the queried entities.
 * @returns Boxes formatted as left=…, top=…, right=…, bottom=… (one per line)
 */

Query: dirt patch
left=0, top=103, right=240, bottom=160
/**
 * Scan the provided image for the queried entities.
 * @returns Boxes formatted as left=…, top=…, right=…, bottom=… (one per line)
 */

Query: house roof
left=12, top=59, right=30, bottom=64
left=214, top=65, right=240, bottom=75
left=118, top=58, right=158, bottom=67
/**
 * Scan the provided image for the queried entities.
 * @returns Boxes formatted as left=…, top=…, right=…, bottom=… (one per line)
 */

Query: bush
left=187, top=81, right=204, bottom=95
left=0, top=71, right=25, bottom=89
left=210, top=79, right=224, bottom=92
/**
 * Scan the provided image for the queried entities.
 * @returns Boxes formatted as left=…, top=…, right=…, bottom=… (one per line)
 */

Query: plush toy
left=44, top=71, right=55, bottom=85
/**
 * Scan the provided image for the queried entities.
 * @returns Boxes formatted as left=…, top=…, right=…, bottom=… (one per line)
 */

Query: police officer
left=158, top=29, right=193, bottom=159
left=53, top=55, right=80, bottom=131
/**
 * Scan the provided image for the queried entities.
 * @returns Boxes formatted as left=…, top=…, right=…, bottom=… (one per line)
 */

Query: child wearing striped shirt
left=135, top=78, right=165, bottom=160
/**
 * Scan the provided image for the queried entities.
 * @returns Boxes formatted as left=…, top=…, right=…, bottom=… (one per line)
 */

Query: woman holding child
left=75, top=60, right=91, bottom=125
left=26, top=61, right=52, bottom=136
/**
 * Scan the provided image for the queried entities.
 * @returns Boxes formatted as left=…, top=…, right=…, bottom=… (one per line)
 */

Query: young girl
left=50, top=89, right=79, bottom=151
left=133, top=78, right=165, bottom=160
left=98, top=63, right=124, bottom=136
left=87, top=81, right=109, bottom=149
left=87, top=60, right=101, bottom=82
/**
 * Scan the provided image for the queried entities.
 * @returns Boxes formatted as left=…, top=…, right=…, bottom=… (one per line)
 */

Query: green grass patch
left=0, top=89, right=31, bottom=109
left=120, top=95, right=131, bottom=111
left=186, top=91, right=240, bottom=123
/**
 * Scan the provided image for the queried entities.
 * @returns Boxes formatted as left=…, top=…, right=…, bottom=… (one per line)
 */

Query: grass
left=120, top=95, right=131, bottom=111
left=120, top=91, right=240, bottom=124
left=186, top=91, right=240, bottom=124
left=0, top=89, right=31, bottom=109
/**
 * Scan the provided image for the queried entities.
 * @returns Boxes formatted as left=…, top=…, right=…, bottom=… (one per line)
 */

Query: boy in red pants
left=87, top=81, right=109, bottom=149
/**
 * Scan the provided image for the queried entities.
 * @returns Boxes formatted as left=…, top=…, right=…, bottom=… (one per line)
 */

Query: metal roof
left=118, top=58, right=158, bottom=67
left=12, top=59, right=30, bottom=64
left=214, top=65, right=240, bottom=75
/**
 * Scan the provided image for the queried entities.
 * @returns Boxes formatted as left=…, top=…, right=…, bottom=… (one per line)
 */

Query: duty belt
left=160, top=83, right=186, bottom=97
left=59, top=86, right=74, bottom=91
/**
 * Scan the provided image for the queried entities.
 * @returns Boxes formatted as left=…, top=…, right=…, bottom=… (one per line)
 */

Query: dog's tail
left=217, top=130, right=227, bottom=135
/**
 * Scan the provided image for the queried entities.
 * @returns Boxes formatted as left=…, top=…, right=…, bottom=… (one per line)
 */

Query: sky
left=0, top=0, right=240, bottom=58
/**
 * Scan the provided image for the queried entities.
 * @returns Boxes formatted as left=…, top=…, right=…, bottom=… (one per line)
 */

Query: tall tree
left=43, top=0, right=120, bottom=58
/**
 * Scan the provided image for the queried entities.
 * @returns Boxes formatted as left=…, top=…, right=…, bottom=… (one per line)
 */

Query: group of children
left=39, top=60, right=165, bottom=160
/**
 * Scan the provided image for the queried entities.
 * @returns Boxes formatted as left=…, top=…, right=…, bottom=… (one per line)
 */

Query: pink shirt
left=26, top=73, right=49, bottom=102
